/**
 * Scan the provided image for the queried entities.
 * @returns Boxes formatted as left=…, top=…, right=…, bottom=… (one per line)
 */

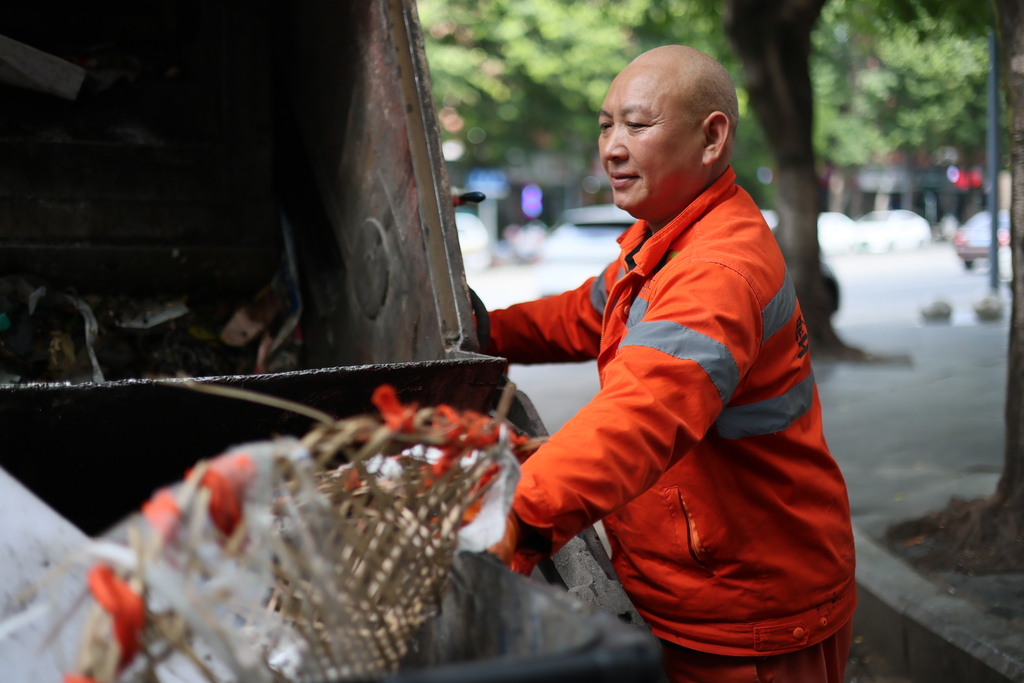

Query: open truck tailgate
left=0, top=1, right=654, bottom=679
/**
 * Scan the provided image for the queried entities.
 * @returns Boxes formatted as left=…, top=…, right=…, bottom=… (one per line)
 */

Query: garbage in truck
left=11, top=384, right=535, bottom=683
left=0, top=227, right=302, bottom=384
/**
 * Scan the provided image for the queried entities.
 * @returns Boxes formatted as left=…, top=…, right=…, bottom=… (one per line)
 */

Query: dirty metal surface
left=548, top=530, right=650, bottom=633
left=391, top=552, right=663, bottom=683
left=0, top=1, right=278, bottom=295
left=0, top=357, right=505, bottom=535
left=278, top=0, right=475, bottom=367
left=2, top=0, right=476, bottom=360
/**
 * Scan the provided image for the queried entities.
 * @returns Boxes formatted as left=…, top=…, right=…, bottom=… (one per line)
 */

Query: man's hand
left=487, top=510, right=522, bottom=567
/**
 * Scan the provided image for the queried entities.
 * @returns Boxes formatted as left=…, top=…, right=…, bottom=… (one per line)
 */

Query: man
left=486, top=46, right=856, bottom=682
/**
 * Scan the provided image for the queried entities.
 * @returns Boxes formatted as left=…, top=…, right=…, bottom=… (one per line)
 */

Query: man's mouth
left=609, top=173, right=638, bottom=189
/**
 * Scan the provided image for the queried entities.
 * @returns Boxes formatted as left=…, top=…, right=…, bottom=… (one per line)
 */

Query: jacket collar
left=616, top=166, right=737, bottom=277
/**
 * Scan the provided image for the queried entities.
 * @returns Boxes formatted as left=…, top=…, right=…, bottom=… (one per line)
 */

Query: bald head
left=622, top=46, right=739, bottom=140
left=598, top=45, right=738, bottom=231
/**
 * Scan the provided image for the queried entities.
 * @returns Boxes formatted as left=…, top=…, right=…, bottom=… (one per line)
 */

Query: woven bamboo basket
left=52, top=382, right=536, bottom=683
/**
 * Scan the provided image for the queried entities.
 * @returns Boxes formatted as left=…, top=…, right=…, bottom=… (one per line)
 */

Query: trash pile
left=24, top=383, right=538, bottom=683
left=0, top=262, right=301, bottom=385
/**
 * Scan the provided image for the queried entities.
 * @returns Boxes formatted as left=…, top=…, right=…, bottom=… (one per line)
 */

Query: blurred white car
left=761, top=209, right=841, bottom=314
left=536, top=204, right=635, bottom=296
left=817, top=212, right=858, bottom=256
left=764, top=209, right=857, bottom=256
left=538, top=204, right=840, bottom=314
left=456, top=211, right=492, bottom=273
left=854, top=210, right=931, bottom=253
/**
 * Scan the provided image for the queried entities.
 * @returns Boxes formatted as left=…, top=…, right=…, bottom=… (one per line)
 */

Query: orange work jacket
left=488, top=168, right=856, bottom=657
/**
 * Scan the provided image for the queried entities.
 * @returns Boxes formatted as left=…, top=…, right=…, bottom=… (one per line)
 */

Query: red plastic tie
left=87, top=564, right=145, bottom=671
left=372, top=384, right=418, bottom=432
left=64, top=675, right=100, bottom=683
left=199, top=468, right=243, bottom=536
left=196, top=452, right=256, bottom=537
left=141, top=488, right=181, bottom=541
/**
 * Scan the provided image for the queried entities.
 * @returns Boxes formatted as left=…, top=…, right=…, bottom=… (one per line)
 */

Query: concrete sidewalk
left=816, top=315, right=1024, bottom=682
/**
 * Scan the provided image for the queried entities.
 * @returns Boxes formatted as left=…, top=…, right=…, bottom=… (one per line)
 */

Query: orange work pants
left=660, top=618, right=853, bottom=683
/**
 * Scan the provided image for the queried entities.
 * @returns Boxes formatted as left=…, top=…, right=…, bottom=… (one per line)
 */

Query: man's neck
left=648, top=164, right=731, bottom=234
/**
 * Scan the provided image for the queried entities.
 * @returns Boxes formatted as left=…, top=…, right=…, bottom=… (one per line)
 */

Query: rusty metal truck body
left=0, top=2, right=654, bottom=679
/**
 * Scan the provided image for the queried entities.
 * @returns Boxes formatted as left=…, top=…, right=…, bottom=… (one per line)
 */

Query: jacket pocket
left=664, top=487, right=714, bottom=576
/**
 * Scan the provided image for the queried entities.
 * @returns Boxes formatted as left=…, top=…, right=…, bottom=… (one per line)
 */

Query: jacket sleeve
left=486, top=263, right=614, bottom=364
left=512, top=261, right=763, bottom=551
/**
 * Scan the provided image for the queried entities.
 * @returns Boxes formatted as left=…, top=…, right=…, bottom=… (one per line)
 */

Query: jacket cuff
left=511, top=471, right=557, bottom=552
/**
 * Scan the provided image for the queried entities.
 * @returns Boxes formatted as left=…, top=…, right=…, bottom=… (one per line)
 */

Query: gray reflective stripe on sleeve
left=616, top=266, right=625, bottom=280
left=715, top=372, right=815, bottom=440
left=625, top=296, right=648, bottom=330
left=590, top=271, right=609, bottom=315
left=761, top=270, right=796, bottom=343
left=620, top=320, right=739, bottom=404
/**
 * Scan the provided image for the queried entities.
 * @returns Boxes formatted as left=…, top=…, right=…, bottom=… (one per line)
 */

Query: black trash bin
left=389, top=552, right=664, bottom=683
left=0, top=358, right=507, bottom=534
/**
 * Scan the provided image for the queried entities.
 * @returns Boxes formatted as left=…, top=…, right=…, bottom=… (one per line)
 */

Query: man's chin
left=612, top=196, right=643, bottom=221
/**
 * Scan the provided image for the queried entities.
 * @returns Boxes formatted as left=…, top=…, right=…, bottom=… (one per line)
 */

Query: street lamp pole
left=988, top=28, right=1001, bottom=292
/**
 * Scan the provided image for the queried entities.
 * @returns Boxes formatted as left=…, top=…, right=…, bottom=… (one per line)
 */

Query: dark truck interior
left=0, top=0, right=497, bottom=532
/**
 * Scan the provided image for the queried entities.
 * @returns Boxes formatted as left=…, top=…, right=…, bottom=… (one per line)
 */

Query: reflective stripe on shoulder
left=626, top=296, right=648, bottom=330
left=715, top=372, right=815, bottom=440
left=590, top=271, right=609, bottom=315
left=761, top=270, right=796, bottom=344
left=619, top=320, right=739, bottom=405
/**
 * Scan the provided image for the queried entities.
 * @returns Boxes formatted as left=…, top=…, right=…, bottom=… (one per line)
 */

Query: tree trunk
left=724, top=0, right=862, bottom=358
left=995, top=0, right=1024, bottom=509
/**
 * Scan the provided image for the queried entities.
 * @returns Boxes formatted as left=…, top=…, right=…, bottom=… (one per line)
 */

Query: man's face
left=598, top=68, right=707, bottom=232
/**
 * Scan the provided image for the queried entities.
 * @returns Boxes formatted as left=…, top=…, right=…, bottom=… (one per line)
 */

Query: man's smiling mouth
left=610, top=173, right=638, bottom=188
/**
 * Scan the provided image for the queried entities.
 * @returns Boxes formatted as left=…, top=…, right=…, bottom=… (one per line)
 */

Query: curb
left=853, top=525, right=1024, bottom=683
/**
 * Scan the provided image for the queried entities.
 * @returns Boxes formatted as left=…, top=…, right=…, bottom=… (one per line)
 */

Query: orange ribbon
left=372, top=384, right=418, bottom=432
left=87, top=564, right=145, bottom=671
left=141, top=488, right=181, bottom=540
left=182, top=452, right=256, bottom=537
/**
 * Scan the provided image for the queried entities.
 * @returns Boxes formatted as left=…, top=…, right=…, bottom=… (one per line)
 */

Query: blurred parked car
left=854, top=210, right=931, bottom=253
left=506, top=221, right=548, bottom=263
left=456, top=211, right=492, bottom=273
left=763, top=210, right=857, bottom=257
left=817, top=212, right=858, bottom=256
left=953, top=210, right=1009, bottom=270
left=761, top=209, right=841, bottom=314
left=536, top=204, right=635, bottom=296
left=539, top=203, right=840, bottom=314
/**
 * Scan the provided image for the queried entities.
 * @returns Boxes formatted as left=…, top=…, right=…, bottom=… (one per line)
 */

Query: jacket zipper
left=677, top=490, right=713, bottom=574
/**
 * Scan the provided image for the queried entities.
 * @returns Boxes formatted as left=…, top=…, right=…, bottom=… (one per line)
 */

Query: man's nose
left=601, top=129, right=628, bottom=162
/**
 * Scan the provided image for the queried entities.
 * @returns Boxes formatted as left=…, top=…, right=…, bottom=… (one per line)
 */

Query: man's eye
left=599, top=122, right=612, bottom=131
left=627, top=122, right=647, bottom=129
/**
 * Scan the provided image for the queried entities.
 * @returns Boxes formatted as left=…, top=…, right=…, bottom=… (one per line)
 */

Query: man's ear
left=702, top=111, right=731, bottom=167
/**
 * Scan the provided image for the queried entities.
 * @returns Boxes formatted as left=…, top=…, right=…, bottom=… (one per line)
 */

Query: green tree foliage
left=811, top=0, right=991, bottom=169
left=418, top=0, right=775, bottom=207
left=418, top=0, right=644, bottom=159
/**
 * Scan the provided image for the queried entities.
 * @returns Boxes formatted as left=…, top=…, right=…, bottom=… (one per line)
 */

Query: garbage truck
left=0, top=1, right=659, bottom=680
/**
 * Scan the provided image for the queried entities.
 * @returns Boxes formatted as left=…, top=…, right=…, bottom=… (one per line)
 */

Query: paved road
left=816, top=246, right=1009, bottom=537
